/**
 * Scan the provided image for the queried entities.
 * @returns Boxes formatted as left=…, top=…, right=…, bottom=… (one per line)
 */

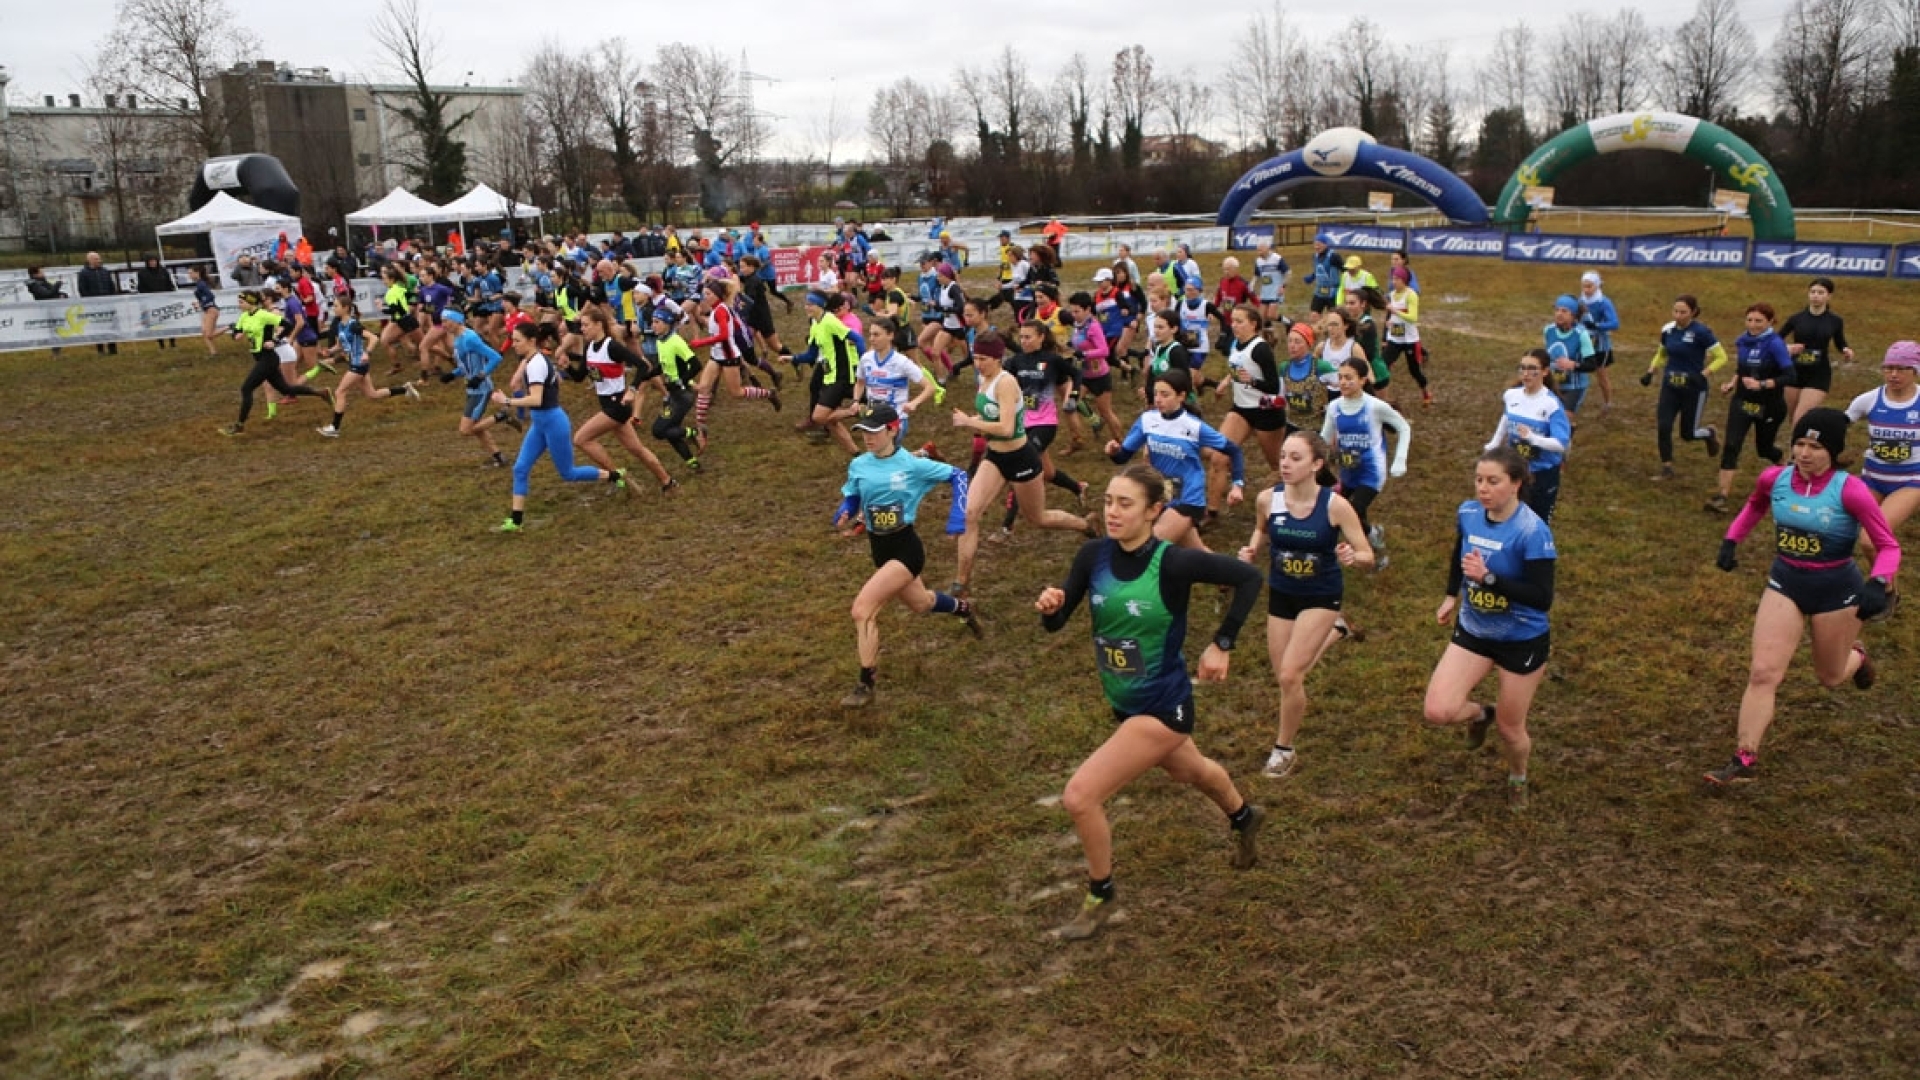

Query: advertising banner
left=1502, top=233, right=1624, bottom=266
left=0, top=281, right=387, bottom=353
left=1315, top=224, right=1406, bottom=253
left=1894, top=243, right=1920, bottom=280
left=771, top=245, right=834, bottom=288
left=1748, top=241, right=1891, bottom=277
left=1406, top=229, right=1506, bottom=258
left=211, top=224, right=301, bottom=287
left=1227, top=225, right=1274, bottom=250
left=1623, top=236, right=1749, bottom=269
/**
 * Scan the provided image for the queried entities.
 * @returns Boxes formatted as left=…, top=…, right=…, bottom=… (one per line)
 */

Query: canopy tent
left=440, top=183, right=542, bottom=221
left=344, top=187, right=448, bottom=227
left=155, top=191, right=300, bottom=235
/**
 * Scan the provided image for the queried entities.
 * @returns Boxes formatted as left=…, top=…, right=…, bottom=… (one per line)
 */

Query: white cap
left=1093, top=268, right=1113, bottom=282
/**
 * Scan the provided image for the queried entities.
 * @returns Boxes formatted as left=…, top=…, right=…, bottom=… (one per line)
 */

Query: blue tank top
left=1770, top=468, right=1857, bottom=564
left=527, top=353, right=563, bottom=411
left=1860, top=388, right=1920, bottom=487
left=1332, top=399, right=1385, bottom=490
left=1265, top=486, right=1342, bottom=596
left=1456, top=499, right=1556, bottom=641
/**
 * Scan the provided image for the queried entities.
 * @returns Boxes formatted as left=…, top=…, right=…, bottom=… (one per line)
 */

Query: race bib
left=1775, top=526, right=1824, bottom=558
left=866, top=502, right=906, bottom=535
left=1668, top=372, right=1692, bottom=389
left=1337, top=449, right=1360, bottom=469
left=1513, top=440, right=1536, bottom=461
left=1796, top=349, right=1823, bottom=366
left=1275, top=551, right=1322, bottom=578
left=1870, top=439, right=1913, bottom=464
left=1465, top=583, right=1509, bottom=613
left=1094, top=635, right=1145, bottom=678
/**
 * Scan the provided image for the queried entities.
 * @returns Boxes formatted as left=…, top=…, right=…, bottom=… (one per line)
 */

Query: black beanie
left=1792, top=407, right=1850, bottom=461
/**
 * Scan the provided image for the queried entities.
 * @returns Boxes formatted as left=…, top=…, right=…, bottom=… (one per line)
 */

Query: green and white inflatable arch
left=1494, top=111, right=1796, bottom=241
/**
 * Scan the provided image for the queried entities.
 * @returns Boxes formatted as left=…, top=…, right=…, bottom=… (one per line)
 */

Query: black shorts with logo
left=1451, top=625, right=1551, bottom=675
left=985, top=441, right=1043, bottom=483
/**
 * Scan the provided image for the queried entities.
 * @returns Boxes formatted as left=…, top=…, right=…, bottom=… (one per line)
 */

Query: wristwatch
left=1213, top=634, right=1235, bottom=653
left=1481, top=571, right=1498, bottom=588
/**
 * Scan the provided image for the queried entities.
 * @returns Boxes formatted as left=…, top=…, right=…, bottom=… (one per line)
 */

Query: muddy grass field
left=3, top=251, right=1917, bottom=1078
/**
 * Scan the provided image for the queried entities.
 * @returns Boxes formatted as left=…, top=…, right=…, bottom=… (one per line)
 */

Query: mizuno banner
left=1502, top=233, right=1624, bottom=266
left=1316, top=225, right=1406, bottom=253
left=1406, top=229, right=1506, bottom=258
left=1623, top=236, right=1749, bottom=269
left=1228, top=225, right=1274, bottom=250
left=1891, top=243, right=1920, bottom=280
left=1748, top=241, right=1891, bottom=278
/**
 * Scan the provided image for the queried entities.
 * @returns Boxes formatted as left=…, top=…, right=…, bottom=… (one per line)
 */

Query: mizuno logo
left=1310, top=148, right=1336, bottom=163
left=1632, top=243, right=1673, bottom=260
left=1509, top=240, right=1546, bottom=257
left=1757, top=249, right=1794, bottom=268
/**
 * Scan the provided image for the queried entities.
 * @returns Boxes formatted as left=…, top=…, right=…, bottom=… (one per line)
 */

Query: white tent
left=345, top=187, right=448, bottom=227
left=155, top=191, right=299, bottom=235
left=440, top=184, right=542, bottom=221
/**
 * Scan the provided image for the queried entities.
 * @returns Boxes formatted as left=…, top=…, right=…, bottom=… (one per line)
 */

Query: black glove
left=438, top=371, right=458, bottom=384
left=1639, top=371, right=1654, bottom=387
left=1857, top=577, right=1890, bottom=620
left=466, top=376, right=483, bottom=390
left=1716, top=539, right=1738, bottom=572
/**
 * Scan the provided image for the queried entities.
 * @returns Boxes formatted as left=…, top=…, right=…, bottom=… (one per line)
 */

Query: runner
left=1344, top=288, right=1390, bottom=400
left=1067, top=291, right=1125, bottom=437
left=854, top=320, right=937, bottom=443
left=952, top=330, right=1097, bottom=593
left=1383, top=266, right=1430, bottom=407
left=1209, top=305, right=1286, bottom=517
left=835, top=402, right=981, bottom=707
left=1485, top=349, right=1572, bottom=524
left=1253, top=238, right=1289, bottom=324
left=1320, top=356, right=1412, bottom=565
left=1544, top=294, right=1597, bottom=418
left=1707, top=303, right=1795, bottom=513
left=794, top=290, right=860, bottom=455
left=569, top=306, right=678, bottom=496
left=216, top=290, right=331, bottom=437
left=1422, top=447, right=1558, bottom=809
left=1108, top=367, right=1246, bottom=549
left=316, top=295, right=418, bottom=437
left=1035, top=462, right=1268, bottom=941
left=1142, top=307, right=1192, bottom=409
left=188, top=265, right=221, bottom=357
left=994, top=320, right=1091, bottom=539
left=1337, top=255, right=1376, bottom=306
left=447, top=307, right=517, bottom=467
left=687, top=278, right=781, bottom=444
left=1578, top=271, right=1620, bottom=413
left=1844, top=341, right=1920, bottom=572
left=1781, top=277, right=1855, bottom=423
left=645, top=304, right=701, bottom=472
left=375, top=264, right=423, bottom=374
left=492, top=321, right=615, bottom=532
left=1640, top=294, right=1726, bottom=481
left=1092, top=267, right=1141, bottom=383
left=1705, top=408, right=1898, bottom=785
left=1239, top=431, right=1373, bottom=779
left=1211, top=258, right=1252, bottom=355
left=1286, top=315, right=1344, bottom=433
left=1304, top=233, right=1340, bottom=315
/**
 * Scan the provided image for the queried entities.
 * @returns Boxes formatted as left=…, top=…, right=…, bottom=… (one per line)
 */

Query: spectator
left=331, top=246, right=360, bottom=280
left=135, top=255, right=179, bottom=349
left=26, top=267, right=66, bottom=357
left=232, top=255, right=265, bottom=287
left=76, top=251, right=120, bottom=355
left=294, top=235, right=314, bottom=268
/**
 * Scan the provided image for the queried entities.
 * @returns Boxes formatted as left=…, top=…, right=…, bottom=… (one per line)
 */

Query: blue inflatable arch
left=1217, top=142, right=1489, bottom=227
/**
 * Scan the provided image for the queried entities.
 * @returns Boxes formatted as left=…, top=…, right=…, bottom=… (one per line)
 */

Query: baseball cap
left=1093, top=268, right=1114, bottom=282
left=851, top=402, right=901, bottom=431
left=1343, top=256, right=1363, bottom=270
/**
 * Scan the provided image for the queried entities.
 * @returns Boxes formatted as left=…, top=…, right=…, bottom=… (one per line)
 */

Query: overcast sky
left=3, top=0, right=1802, bottom=159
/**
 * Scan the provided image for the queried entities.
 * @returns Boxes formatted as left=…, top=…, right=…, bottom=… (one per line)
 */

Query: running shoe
left=404, top=382, right=421, bottom=401
left=1076, top=481, right=1090, bottom=509
left=1852, top=643, right=1875, bottom=689
left=1507, top=777, right=1530, bottom=810
left=1703, top=754, right=1756, bottom=786
left=1230, top=804, right=1266, bottom=870
left=612, top=469, right=630, bottom=496
left=1703, top=427, right=1721, bottom=460
left=1082, top=513, right=1100, bottom=539
left=1262, top=746, right=1297, bottom=779
left=1373, top=553, right=1391, bottom=572
left=1656, top=464, right=1676, bottom=481
left=1705, top=493, right=1730, bottom=514
left=961, top=602, right=984, bottom=640
left=686, top=457, right=702, bottom=473
left=316, top=425, right=340, bottom=438
left=494, top=518, right=522, bottom=533
left=1465, top=704, right=1497, bottom=750
left=217, top=422, right=244, bottom=436
left=697, top=426, right=711, bottom=452
left=767, top=387, right=782, bottom=412
left=1367, top=524, right=1385, bottom=550
left=841, top=683, right=874, bottom=708
left=985, top=527, right=1012, bottom=545
left=1421, top=390, right=1433, bottom=407
left=949, top=581, right=969, bottom=600
left=661, top=478, right=681, bottom=495
left=317, top=358, right=338, bottom=374
left=322, top=386, right=337, bottom=408
left=1055, top=894, right=1113, bottom=941
left=769, top=366, right=784, bottom=390
left=919, top=441, right=946, bottom=462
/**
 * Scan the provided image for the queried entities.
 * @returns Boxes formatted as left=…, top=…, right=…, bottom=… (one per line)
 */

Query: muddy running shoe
left=1230, top=804, right=1266, bottom=870
left=767, top=387, right=782, bottom=413
left=949, top=581, right=969, bottom=600
left=1656, top=464, right=1676, bottom=481
left=1703, top=753, right=1757, bottom=787
left=1076, top=481, right=1090, bottom=509
left=1507, top=777, right=1530, bottom=810
left=1705, top=493, right=1729, bottom=514
left=217, top=422, right=244, bottom=436
left=494, top=518, right=522, bottom=533
left=1465, top=704, right=1496, bottom=750
left=1852, top=643, right=1875, bottom=689
left=685, top=457, right=702, bottom=473
left=1261, top=746, right=1296, bottom=779
left=1055, top=894, right=1114, bottom=941
left=316, top=425, right=340, bottom=438
left=919, top=441, right=946, bottom=462
left=1703, top=427, right=1721, bottom=460
left=404, top=382, right=421, bottom=401
left=1367, top=524, right=1385, bottom=550
left=960, top=601, right=984, bottom=640
left=841, top=682, right=874, bottom=708
left=494, top=408, right=523, bottom=433
left=611, top=469, right=631, bottom=496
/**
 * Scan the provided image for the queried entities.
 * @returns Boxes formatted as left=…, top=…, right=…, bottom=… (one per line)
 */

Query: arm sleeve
left=1539, top=408, right=1572, bottom=454
left=1082, top=322, right=1109, bottom=361
left=1726, top=466, right=1785, bottom=543
left=1159, top=547, right=1264, bottom=648
left=607, top=339, right=644, bottom=370
left=1319, top=407, right=1338, bottom=443
left=1648, top=345, right=1668, bottom=374
left=1445, top=524, right=1466, bottom=596
left=473, top=335, right=504, bottom=376
left=1486, top=559, right=1556, bottom=612
left=1109, top=418, right=1146, bottom=464
left=1380, top=402, right=1413, bottom=474
left=1485, top=414, right=1511, bottom=453
left=1251, top=341, right=1281, bottom=394
left=1594, top=299, right=1620, bottom=333
left=1040, top=542, right=1101, bottom=633
left=1704, top=342, right=1731, bottom=376
left=1841, top=476, right=1902, bottom=580
left=1771, top=339, right=1796, bottom=386
left=1402, top=290, right=1420, bottom=325
left=1832, top=315, right=1849, bottom=353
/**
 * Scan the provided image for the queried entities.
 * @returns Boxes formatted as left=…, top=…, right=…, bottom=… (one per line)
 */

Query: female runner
left=646, top=305, right=702, bottom=472
left=1239, top=431, right=1373, bottom=779
left=835, top=402, right=981, bottom=707
left=1209, top=304, right=1285, bottom=515
left=446, top=308, right=517, bottom=468
left=316, top=295, right=418, bottom=437
left=1844, top=341, right=1920, bottom=585
left=994, top=320, right=1088, bottom=538
left=375, top=264, right=423, bottom=373
left=951, top=330, right=1096, bottom=593
left=570, top=306, right=677, bottom=495
left=189, top=265, right=221, bottom=357
left=1321, top=356, right=1411, bottom=559
left=1708, top=303, right=1795, bottom=512
left=1344, top=288, right=1390, bottom=400
left=1037, top=463, right=1267, bottom=941
left=1068, top=291, right=1125, bottom=437
left=1781, top=277, right=1855, bottom=423
left=491, top=321, right=615, bottom=532
left=1640, top=295, right=1726, bottom=479
left=217, top=290, right=330, bottom=436
left=1485, top=349, right=1572, bottom=524
left=1383, top=266, right=1430, bottom=406
left=1578, top=270, right=1620, bottom=413
left=1705, top=408, right=1898, bottom=785
left=1108, top=367, right=1246, bottom=548
left=687, top=277, right=780, bottom=442
left=1287, top=316, right=1343, bottom=432
left=1253, top=237, right=1288, bottom=324
left=1423, top=448, right=1559, bottom=809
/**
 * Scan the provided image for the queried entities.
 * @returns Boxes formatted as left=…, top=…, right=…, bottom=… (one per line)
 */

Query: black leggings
left=1384, top=341, right=1428, bottom=389
left=1656, top=377, right=1711, bottom=463
left=238, top=350, right=323, bottom=423
left=651, top=388, right=696, bottom=460
left=1721, top=397, right=1786, bottom=470
left=1345, top=485, right=1378, bottom=534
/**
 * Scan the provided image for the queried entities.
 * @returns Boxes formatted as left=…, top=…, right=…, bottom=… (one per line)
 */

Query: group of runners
left=189, top=233, right=1910, bottom=941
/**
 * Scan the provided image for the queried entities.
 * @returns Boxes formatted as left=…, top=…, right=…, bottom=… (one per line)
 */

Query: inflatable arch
left=1494, top=112, right=1795, bottom=240
left=1217, top=127, right=1491, bottom=227
left=188, top=154, right=301, bottom=219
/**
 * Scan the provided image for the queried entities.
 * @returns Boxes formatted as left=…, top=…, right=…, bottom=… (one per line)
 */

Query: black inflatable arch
left=188, top=155, right=301, bottom=219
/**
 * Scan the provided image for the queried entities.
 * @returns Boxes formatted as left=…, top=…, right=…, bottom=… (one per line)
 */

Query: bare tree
left=1055, top=53, right=1097, bottom=170
left=987, top=46, right=1033, bottom=163
left=1110, top=45, right=1155, bottom=168
left=1228, top=1, right=1310, bottom=154
left=1421, top=49, right=1466, bottom=170
left=1546, top=15, right=1610, bottom=131
left=1600, top=10, right=1657, bottom=112
left=1896, top=0, right=1920, bottom=49
left=1661, top=0, right=1759, bottom=121
left=654, top=43, right=759, bottom=221
left=477, top=95, right=545, bottom=224
left=1335, top=18, right=1395, bottom=137
left=1774, top=0, right=1886, bottom=163
left=869, top=77, right=961, bottom=213
left=103, top=0, right=260, bottom=159
left=1479, top=22, right=1536, bottom=128
left=523, top=43, right=600, bottom=230
left=370, top=0, right=473, bottom=200
left=1159, top=69, right=1215, bottom=146
left=82, top=57, right=151, bottom=255
left=595, top=39, right=650, bottom=222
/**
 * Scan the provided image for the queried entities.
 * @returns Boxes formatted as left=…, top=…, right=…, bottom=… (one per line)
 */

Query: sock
left=1228, top=803, right=1255, bottom=831
left=743, top=386, right=771, bottom=400
left=331, top=412, right=343, bottom=428
left=510, top=509, right=524, bottom=525
left=1275, top=744, right=1293, bottom=754
left=954, top=598, right=974, bottom=620
left=1051, top=469, right=1082, bottom=495
left=931, top=592, right=958, bottom=615
left=1508, top=774, right=1528, bottom=786
left=1735, top=748, right=1758, bottom=767
left=695, top=391, right=713, bottom=425
left=1088, top=876, right=1115, bottom=902
left=859, top=666, right=876, bottom=688
left=492, top=451, right=506, bottom=465
left=266, top=401, right=279, bottom=419
left=389, top=384, right=410, bottom=395
left=304, top=366, right=321, bottom=380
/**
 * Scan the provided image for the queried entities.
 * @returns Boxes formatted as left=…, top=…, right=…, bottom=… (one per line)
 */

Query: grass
left=2, top=244, right=1917, bottom=1078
